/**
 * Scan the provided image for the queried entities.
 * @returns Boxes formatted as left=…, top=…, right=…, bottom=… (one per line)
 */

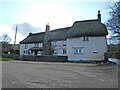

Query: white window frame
left=53, top=49, right=58, bottom=55
left=24, top=50, right=28, bottom=54
left=73, top=47, right=84, bottom=54
left=83, top=35, right=89, bottom=41
left=34, top=43, right=39, bottom=47
left=51, top=41, right=57, bottom=46
left=62, top=48, right=67, bottom=54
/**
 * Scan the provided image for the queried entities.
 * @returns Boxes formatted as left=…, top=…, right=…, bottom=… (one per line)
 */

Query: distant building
left=20, top=11, right=108, bottom=61
left=1, top=43, right=20, bottom=54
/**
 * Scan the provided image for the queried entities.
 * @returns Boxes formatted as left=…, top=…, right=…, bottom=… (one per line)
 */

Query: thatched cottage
left=20, top=11, right=108, bottom=61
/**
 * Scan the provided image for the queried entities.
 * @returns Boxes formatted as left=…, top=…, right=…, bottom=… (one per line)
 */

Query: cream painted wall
left=20, top=41, right=67, bottom=56
left=67, top=36, right=108, bottom=61
left=51, top=40, right=67, bottom=56
left=20, top=43, right=43, bottom=55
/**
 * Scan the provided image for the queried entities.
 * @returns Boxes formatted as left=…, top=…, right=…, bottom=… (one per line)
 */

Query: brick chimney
left=43, top=23, right=51, bottom=55
left=97, top=10, right=101, bottom=22
left=45, top=23, right=50, bottom=32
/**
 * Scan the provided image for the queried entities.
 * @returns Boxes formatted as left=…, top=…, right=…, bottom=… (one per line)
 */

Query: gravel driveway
left=2, top=61, right=119, bottom=88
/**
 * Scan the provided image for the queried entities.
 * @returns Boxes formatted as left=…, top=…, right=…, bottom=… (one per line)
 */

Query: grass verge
left=0, top=57, right=15, bottom=61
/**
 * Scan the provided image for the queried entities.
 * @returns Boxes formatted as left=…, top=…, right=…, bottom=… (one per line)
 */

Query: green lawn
left=0, top=57, right=15, bottom=61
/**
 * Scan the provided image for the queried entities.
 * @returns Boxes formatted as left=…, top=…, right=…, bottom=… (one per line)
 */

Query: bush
left=108, top=51, right=120, bottom=59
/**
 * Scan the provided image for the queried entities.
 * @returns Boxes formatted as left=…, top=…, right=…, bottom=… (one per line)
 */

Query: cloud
left=15, top=3, right=76, bottom=30
left=0, top=25, right=20, bottom=44
left=12, top=23, right=41, bottom=37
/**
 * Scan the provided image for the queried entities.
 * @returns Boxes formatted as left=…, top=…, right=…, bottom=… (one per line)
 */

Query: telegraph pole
left=14, top=26, right=17, bottom=50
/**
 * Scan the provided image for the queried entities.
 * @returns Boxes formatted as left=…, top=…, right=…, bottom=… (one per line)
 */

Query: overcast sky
left=0, top=0, right=117, bottom=44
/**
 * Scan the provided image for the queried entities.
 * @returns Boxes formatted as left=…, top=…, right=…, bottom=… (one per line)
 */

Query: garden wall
left=2, top=54, right=20, bottom=60
left=21, top=55, right=68, bottom=62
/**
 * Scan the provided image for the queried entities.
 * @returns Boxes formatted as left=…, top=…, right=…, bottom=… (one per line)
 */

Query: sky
left=0, top=0, right=118, bottom=44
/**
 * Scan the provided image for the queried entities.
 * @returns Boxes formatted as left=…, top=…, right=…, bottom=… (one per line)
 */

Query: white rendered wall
left=67, top=36, right=108, bottom=61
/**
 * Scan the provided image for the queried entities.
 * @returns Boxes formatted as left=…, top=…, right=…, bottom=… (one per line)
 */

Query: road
left=2, top=61, right=119, bottom=88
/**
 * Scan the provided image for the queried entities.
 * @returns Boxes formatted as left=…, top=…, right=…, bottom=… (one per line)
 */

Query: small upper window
left=83, top=35, right=89, bottom=41
left=93, top=51, right=98, bottom=54
left=62, top=41, right=67, bottom=46
left=34, top=43, right=39, bottom=47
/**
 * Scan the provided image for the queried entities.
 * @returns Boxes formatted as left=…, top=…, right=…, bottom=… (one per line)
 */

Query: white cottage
left=20, top=11, right=108, bottom=62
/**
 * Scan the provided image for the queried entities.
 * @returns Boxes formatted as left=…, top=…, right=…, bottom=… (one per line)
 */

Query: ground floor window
left=62, top=48, right=67, bottom=54
left=93, top=51, right=98, bottom=54
left=24, top=50, right=28, bottom=55
left=53, top=49, right=58, bottom=55
left=73, top=47, right=84, bottom=54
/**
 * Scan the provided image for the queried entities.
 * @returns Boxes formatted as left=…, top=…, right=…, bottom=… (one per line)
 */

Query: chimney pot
left=97, top=10, right=101, bottom=22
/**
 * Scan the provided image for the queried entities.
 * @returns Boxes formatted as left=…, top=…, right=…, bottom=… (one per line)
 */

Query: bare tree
left=106, top=1, right=120, bottom=35
left=0, top=34, right=11, bottom=52
left=0, top=33, right=11, bottom=43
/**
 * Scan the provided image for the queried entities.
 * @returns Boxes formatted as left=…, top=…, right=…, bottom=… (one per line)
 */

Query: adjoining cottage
left=20, top=11, right=108, bottom=61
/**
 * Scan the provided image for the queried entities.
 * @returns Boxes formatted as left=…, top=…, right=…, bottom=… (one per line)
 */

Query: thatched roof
left=67, top=19, right=108, bottom=38
left=20, top=19, right=108, bottom=44
left=20, top=32, right=45, bottom=44
left=50, top=27, right=70, bottom=41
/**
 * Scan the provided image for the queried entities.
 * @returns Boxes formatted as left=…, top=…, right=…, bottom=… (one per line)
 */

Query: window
left=24, top=50, right=28, bottom=54
left=93, top=51, right=98, bottom=54
left=39, top=43, right=43, bottom=47
left=34, top=43, right=39, bottom=47
left=51, top=41, right=57, bottom=46
left=53, top=49, right=58, bottom=55
left=73, top=47, right=83, bottom=54
left=25, top=44, right=28, bottom=49
left=83, top=35, right=89, bottom=41
left=63, top=48, right=67, bottom=54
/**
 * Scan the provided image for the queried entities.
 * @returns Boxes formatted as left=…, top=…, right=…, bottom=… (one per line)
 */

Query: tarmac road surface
left=2, top=61, right=119, bottom=88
